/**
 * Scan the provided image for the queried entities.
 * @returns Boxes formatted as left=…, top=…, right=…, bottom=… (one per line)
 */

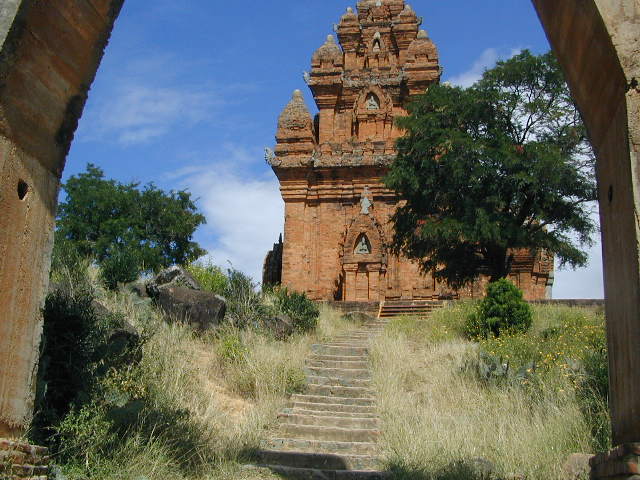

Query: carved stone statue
left=264, top=147, right=276, bottom=164
left=366, top=94, right=380, bottom=110
left=360, top=187, right=373, bottom=214
left=355, top=235, right=371, bottom=255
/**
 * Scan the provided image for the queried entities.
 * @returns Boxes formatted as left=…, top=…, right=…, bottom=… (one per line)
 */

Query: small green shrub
left=272, top=287, right=319, bottom=334
left=217, top=330, right=248, bottom=364
left=186, top=261, right=228, bottom=295
left=101, top=245, right=141, bottom=290
left=465, top=279, right=532, bottom=338
left=223, top=268, right=267, bottom=329
left=285, top=367, right=307, bottom=394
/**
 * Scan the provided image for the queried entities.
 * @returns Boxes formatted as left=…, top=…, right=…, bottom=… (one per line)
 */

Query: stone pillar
left=344, top=265, right=358, bottom=302
left=532, top=1, right=640, bottom=477
left=0, top=0, right=124, bottom=444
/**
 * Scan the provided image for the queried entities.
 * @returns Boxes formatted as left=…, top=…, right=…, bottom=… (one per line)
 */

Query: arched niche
left=352, top=85, right=393, bottom=141
left=339, top=213, right=387, bottom=302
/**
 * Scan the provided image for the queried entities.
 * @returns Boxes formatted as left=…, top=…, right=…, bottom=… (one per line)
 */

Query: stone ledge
left=0, top=439, right=49, bottom=480
left=590, top=444, right=640, bottom=479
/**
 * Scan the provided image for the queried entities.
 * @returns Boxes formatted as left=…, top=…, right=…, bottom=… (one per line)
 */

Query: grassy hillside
left=33, top=260, right=359, bottom=480
left=372, top=302, right=609, bottom=480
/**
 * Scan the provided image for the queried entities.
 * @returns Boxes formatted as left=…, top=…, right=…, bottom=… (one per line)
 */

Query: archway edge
left=0, top=0, right=124, bottom=438
left=532, top=0, right=640, bottom=447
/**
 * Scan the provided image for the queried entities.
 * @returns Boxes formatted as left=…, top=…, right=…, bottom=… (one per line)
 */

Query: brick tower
left=264, top=0, right=553, bottom=302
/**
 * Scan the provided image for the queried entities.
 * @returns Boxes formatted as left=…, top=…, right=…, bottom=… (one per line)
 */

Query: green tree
left=56, top=164, right=206, bottom=287
left=385, top=50, right=597, bottom=288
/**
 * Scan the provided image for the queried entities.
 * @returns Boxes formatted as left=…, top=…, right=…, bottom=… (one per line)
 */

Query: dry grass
left=79, top=287, right=359, bottom=480
left=371, top=317, right=596, bottom=480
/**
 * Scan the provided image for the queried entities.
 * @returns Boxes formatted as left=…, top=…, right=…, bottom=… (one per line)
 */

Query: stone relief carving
left=366, top=93, right=380, bottom=110
left=355, top=234, right=371, bottom=254
left=360, top=187, right=373, bottom=214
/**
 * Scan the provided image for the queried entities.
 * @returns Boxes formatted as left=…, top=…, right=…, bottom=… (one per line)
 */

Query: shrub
left=100, top=245, right=141, bottom=290
left=465, top=279, right=532, bottom=338
left=223, top=268, right=267, bottom=329
left=186, top=261, right=228, bottom=295
left=217, top=329, right=248, bottom=364
left=272, top=287, right=319, bottom=334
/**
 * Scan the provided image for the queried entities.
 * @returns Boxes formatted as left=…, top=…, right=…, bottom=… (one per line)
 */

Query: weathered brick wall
left=0, top=439, right=49, bottom=480
left=0, top=0, right=124, bottom=438
left=533, top=0, right=640, bottom=464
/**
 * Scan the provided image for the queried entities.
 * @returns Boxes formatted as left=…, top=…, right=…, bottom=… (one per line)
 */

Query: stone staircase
left=251, top=319, right=390, bottom=479
left=377, top=300, right=444, bottom=319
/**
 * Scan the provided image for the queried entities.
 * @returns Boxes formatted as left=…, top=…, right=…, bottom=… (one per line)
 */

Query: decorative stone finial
left=347, top=6, right=353, bottom=13
left=293, top=89, right=303, bottom=100
left=404, top=4, right=413, bottom=11
left=417, top=29, right=428, bottom=39
left=326, top=34, right=335, bottom=43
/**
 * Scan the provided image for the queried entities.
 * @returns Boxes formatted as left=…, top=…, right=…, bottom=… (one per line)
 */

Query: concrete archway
left=0, top=1, right=637, bottom=477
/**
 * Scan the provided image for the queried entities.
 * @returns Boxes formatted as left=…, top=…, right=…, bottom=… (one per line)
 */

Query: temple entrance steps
left=247, top=319, right=391, bottom=478
left=377, top=299, right=445, bottom=319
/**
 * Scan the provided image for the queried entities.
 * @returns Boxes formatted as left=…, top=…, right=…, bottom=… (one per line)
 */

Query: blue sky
left=64, top=0, right=604, bottom=298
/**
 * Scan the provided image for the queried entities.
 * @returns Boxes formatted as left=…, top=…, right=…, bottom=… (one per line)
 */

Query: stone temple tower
left=264, top=0, right=553, bottom=302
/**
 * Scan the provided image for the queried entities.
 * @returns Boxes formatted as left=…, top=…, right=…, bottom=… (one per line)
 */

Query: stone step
left=306, top=384, right=374, bottom=399
left=307, top=359, right=370, bottom=369
left=286, top=408, right=378, bottom=419
left=265, top=438, right=379, bottom=456
left=306, top=375, right=372, bottom=388
left=290, top=401, right=377, bottom=414
left=279, top=424, right=380, bottom=443
left=309, top=354, right=369, bottom=363
left=278, top=413, right=379, bottom=429
left=312, top=345, right=369, bottom=356
left=305, top=367, right=372, bottom=380
left=254, top=450, right=381, bottom=471
left=292, top=394, right=376, bottom=407
left=254, top=464, right=389, bottom=479
left=332, top=333, right=372, bottom=338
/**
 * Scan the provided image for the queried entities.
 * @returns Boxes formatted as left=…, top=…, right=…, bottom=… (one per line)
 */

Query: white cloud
left=78, top=53, right=222, bottom=146
left=448, top=47, right=523, bottom=88
left=169, top=144, right=284, bottom=284
left=90, top=84, right=217, bottom=146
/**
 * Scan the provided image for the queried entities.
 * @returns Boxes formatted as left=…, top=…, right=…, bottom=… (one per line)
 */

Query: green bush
left=186, top=261, right=228, bottom=295
left=465, top=279, right=532, bottom=338
left=217, top=329, right=248, bottom=364
left=272, top=287, right=319, bottom=334
left=101, top=245, right=141, bottom=290
left=223, top=268, right=267, bottom=329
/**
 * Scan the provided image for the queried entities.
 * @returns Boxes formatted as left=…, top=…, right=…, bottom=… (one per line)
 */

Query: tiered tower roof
left=270, top=0, right=440, bottom=170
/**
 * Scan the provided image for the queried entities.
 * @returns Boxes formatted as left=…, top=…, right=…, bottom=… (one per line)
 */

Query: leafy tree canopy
left=385, top=50, right=597, bottom=288
left=56, top=164, right=206, bottom=287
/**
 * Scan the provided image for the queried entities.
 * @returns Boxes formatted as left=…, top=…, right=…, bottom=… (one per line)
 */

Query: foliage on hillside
left=374, top=302, right=610, bottom=479
left=386, top=50, right=597, bottom=287
left=56, top=164, right=206, bottom=288
left=465, top=279, right=533, bottom=338
left=32, top=254, right=353, bottom=480
left=188, top=261, right=320, bottom=334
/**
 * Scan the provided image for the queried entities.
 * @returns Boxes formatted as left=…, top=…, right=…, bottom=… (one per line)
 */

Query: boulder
left=269, top=314, right=294, bottom=340
left=342, top=311, right=375, bottom=324
left=106, top=320, right=142, bottom=364
left=146, top=265, right=201, bottom=297
left=562, top=453, right=593, bottom=480
left=128, top=281, right=149, bottom=299
left=154, top=285, right=226, bottom=331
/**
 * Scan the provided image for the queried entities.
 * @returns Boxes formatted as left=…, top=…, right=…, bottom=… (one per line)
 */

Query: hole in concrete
left=608, top=185, right=614, bottom=203
left=17, top=180, right=29, bottom=200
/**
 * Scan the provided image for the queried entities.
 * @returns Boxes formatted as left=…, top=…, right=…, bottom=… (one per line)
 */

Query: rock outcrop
left=146, top=266, right=226, bottom=331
